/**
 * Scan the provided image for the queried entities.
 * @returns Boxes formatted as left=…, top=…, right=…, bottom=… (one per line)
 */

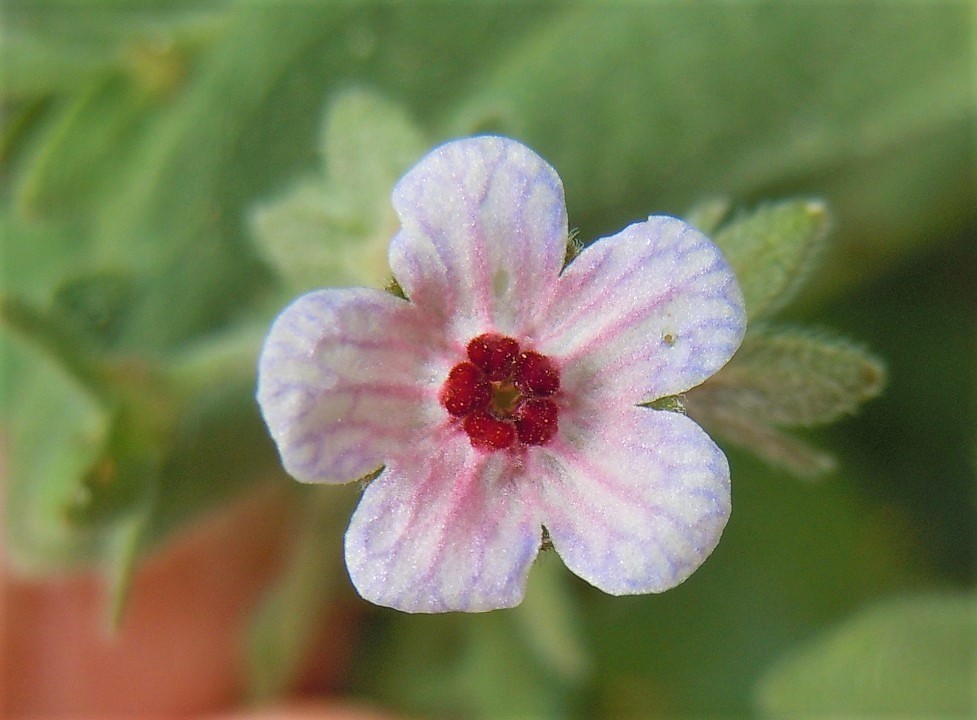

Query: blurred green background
left=2, top=1, right=974, bottom=717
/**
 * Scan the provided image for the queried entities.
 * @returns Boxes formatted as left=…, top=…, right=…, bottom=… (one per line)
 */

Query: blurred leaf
left=93, top=3, right=561, bottom=350
left=145, top=324, right=279, bottom=541
left=450, top=4, right=974, bottom=299
left=684, top=197, right=731, bottom=235
left=713, top=201, right=830, bottom=320
left=1, top=0, right=223, bottom=97
left=91, top=5, right=349, bottom=349
left=814, top=236, right=976, bottom=578
left=52, top=272, right=136, bottom=348
left=246, top=485, right=354, bottom=701
left=584, top=449, right=932, bottom=716
left=322, top=87, right=426, bottom=213
left=362, top=606, right=576, bottom=719
left=104, top=493, right=155, bottom=630
left=12, top=75, right=157, bottom=218
left=250, top=88, right=425, bottom=292
left=0, top=210, right=89, bottom=305
left=2, top=337, right=112, bottom=569
left=514, top=554, right=591, bottom=684
left=755, top=593, right=977, bottom=717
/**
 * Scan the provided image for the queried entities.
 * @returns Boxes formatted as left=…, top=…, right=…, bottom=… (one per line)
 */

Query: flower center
left=440, top=333, right=560, bottom=451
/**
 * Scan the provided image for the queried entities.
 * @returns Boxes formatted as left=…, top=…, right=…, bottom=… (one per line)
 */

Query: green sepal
left=712, top=200, right=830, bottom=320
left=755, top=594, right=977, bottom=717
left=250, top=89, right=426, bottom=292
left=645, top=395, right=686, bottom=414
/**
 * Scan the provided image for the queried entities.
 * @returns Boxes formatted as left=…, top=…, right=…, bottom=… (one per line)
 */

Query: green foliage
left=584, top=448, right=931, bottom=716
left=246, top=486, right=355, bottom=702
left=250, top=88, right=426, bottom=292
left=685, top=326, right=887, bottom=473
left=0, top=1, right=973, bottom=715
left=3, top=337, right=112, bottom=569
left=682, top=196, right=886, bottom=478
left=713, top=201, right=830, bottom=321
left=345, top=546, right=589, bottom=718
left=713, top=328, right=885, bottom=426
left=448, top=4, right=973, bottom=299
left=756, top=594, right=977, bottom=717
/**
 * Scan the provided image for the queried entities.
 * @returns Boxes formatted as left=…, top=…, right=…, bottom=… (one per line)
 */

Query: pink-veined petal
left=345, top=433, right=543, bottom=613
left=538, top=216, right=745, bottom=403
left=389, top=136, right=568, bottom=341
left=536, top=406, right=731, bottom=594
left=256, top=288, right=445, bottom=484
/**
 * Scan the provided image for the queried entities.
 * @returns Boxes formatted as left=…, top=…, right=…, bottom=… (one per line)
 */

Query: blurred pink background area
left=1, top=486, right=377, bottom=719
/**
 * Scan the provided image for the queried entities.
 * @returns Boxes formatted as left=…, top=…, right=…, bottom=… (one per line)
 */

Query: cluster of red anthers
left=440, top=333, right=561, bottom=450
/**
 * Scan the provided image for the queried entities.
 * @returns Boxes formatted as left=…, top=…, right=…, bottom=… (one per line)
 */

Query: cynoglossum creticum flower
left=257, top=136, right=746, bottom=613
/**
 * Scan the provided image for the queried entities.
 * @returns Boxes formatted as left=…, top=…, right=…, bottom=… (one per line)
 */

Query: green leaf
left=712, top=201, right=831, bottom=320
left=93, top=5, right=354, bottom=350
left=1, top=1, right=222, bottom=97
left=245, top=486, right=354, bottom=702
left=322, top=88, right=427, bottom=213
left=0, top=210, right=89, bottom=305
left=448, top=4, right=974, bottom=298
left=2, top=336, right=112, bottom=570
left=13, top=76, right=158, bottom=219
left=756, top=594, right=977, bottom=717
left=51, top=271, right=136, bottom=348
left=684, top=197, right=731, bottom=235
left=361, top=593, right=578, bottom=718
left=145, top=324, right=279, bottom=541
left=250, top=88, right=426, bottom=292
left=685, top=327, right=885, bottom=477
left=688, top=327, right=886, bottom=428
left=514, top=554, right=591, bottom=684
left=250, top=184, right=370, bottom=292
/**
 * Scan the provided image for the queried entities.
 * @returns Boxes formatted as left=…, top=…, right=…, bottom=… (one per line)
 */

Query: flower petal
left=256, top=288, right=443, bottom=484
left=345, top=435, right=543, bottom=612
left=537, top=406, right=731, bottom=594
left=539, top=216, right=746, bottom=403
left=389, top=136, right=568, bottom=340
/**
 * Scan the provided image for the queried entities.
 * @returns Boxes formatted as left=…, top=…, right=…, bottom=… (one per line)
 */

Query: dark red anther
left=440, top=362, right=491, bottom=417
left=464, top=410, right=517, bottom=450
left=442, top=334, right=562, bottom=452
left=467, top=333, right=520, bottom=381
left=514, top=351, right=560, bottom=396
left=514, top=398, right=559, bottom=445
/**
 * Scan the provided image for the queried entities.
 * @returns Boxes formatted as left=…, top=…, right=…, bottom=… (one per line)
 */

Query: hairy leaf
left=713, top=201, right=830, bottom=320
left=689, top=327, right=886, bottom=428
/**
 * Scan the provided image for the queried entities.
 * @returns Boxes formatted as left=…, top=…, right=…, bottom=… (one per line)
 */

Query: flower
left=257, top=136, right=746, bottom=613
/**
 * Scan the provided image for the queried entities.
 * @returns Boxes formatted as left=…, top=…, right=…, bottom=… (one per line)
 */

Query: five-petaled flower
left=257, top=136, right=746, bottom=613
